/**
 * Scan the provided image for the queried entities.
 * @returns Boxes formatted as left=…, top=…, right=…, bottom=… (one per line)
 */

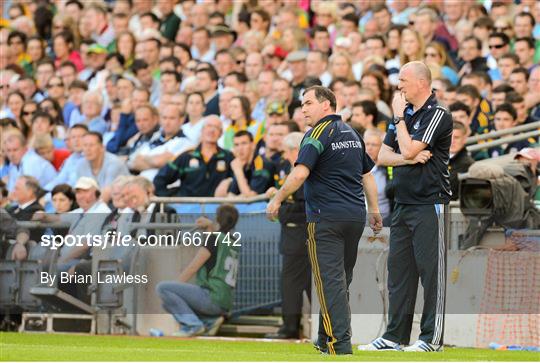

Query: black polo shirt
left=295, top=114, right=374, bottom=222
left=383, top=94, right=452, bottom=205
left=228, top=155, right=276, bottom=195
left=153, top=146, right=233, bottom=197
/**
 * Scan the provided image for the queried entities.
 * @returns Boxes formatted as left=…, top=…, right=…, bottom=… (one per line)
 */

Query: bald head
left=398, top=61, right=433, bottom=107
left=201, top=115, right=223, bottom=144
left=402, top=61, right=432, bottom=84
left=203, top=115, right=222, bottom=130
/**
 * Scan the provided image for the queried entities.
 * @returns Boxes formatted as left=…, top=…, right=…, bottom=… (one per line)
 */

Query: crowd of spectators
left=0, top=0, right=539, bottom=242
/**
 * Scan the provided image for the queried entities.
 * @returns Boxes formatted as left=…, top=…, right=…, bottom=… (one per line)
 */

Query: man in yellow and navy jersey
left=267, top=86, right=382, bottom=355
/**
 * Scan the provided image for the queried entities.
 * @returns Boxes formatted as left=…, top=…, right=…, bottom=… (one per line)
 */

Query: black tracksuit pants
left=383, top=203, right=448, bottom=346
left=280, top=253, right=311, bottom=335
left=307, top=220, right=365, bottom=355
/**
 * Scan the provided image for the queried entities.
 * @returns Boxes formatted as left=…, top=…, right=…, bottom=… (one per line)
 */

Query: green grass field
left=1, top=332, right=538, bottom=361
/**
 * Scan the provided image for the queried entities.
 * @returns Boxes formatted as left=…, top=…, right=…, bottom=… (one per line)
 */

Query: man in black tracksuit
left=359, top=61, right=452, bottom=352
left=267, top=86, right=382, bottom=355
left=265, top=133, right=311, bottom=340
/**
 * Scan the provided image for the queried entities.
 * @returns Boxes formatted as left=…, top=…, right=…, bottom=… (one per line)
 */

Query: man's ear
left=367, top=114, right=374, bottom=124
left=324, top=99, right=331, bottom=112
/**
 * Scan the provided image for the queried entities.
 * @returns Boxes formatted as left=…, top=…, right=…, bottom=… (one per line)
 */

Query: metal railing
left=466, top=121, right=540, bottom=145
left=151, top=195, right=268, bottom=204
left=466, top=129, right=539, bottom=152
left=152, top=195, right=269, bottom=214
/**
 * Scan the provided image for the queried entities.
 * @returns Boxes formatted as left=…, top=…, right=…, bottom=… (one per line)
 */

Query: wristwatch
left=393, top=116, right=404, bottom=125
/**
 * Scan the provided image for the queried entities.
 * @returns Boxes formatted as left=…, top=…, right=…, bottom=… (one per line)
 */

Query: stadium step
left=20, top=312, right=95, bottom=334
left=219, top=315, right=282, bottom=336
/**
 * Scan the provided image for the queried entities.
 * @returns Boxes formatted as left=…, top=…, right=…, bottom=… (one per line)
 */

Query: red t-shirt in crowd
left=51, top=149, right=71, bottom=171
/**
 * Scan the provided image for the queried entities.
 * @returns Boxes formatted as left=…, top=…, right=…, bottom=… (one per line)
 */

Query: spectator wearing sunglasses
left=486, top=32, right=510, bottom=78
left=45, top=76, right=66, bottom=109
left=19, top=101, right=37, bottom=139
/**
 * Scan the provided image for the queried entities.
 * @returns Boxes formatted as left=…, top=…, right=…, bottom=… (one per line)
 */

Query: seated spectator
left=1, top=178, right=31, bottom=259
left=457, top=36, right=489, bottom=78
left=496, top=53, right=520, bottom=84
left=355, top=87, right=392, bottom=129
left=123, top=175, right=176, bottom=236
left=449, top=122, right=474, bottom=200
left=100, top=175, right=133, bottom=237
left=456, top=84, right=492, bottom=136
left=6, top=176, right=44, bottom=219
left=7, top=175, right=44, bottom=243
left=424, top=42, right=459, bottom=85
left=128, top=104, right=195, bottom=181
left=160, top=70, right=181, bottom=98
left=65, top=80, right=88, bottom=127
left=155, top=204, right=240, bottom=337
left=264, top=101, right=290, bottom=130
left=53, top=31, right=83, bottom=72
left=508, top=67, right=529, bottom=97
left=182, top=92, right=205, bottom=144
left=58, top=61, right=78, bottom=89
left=272, top=77, right=301, bottom=119
left=220, top=95, right=263, bottom=150
left=51, top=184, right=77, bottom=213
left=76, top=132, right=130, bottom=192
left=487, top=103, right=533, bottom=158
left=4, top=131, right=57, bottom=192
left=449, top=101, right=472, bottom=136
left=30, top=111, right=66, bottom=149
left=32, top=98, right=66, bottom=148
left=125, top=104, right=161, bottom=162
left=33, top=134, right=71, bottom=171
left=106, top=87, right=150, bottom=155
left=215, top=130, right=276, bottom=197
left=256, top=123, right=289, bottom=165
left=364, top=129, right=393, bottom=224
left=56, top=177, right=111, bottom=272
left=491, top=84, right=515, bottom=111
left=460, top=72, right=493, bottom=105
left=340, top=80, right=361, bottom=117
left=81, top=43, right=109, bottom=91
left=506, top=92, right=539, bottom=126
left=45, top=183, right=78, bottom=236
left=124, top=176, right=160, bottom=219
left=154, top=116, right=233, bottom=197
left=196, top=67, right=220, bottom=116
left=45, top=124, right=88, bottom=190
left=514, top=36, right=536, bottom=71
left=349, top=100, right=379, bottom=134
left=76, top=90, right=108, bottom=134
left=526, top=67, right=540, bottom=120
left=131, top=59, right=160, bottom=105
